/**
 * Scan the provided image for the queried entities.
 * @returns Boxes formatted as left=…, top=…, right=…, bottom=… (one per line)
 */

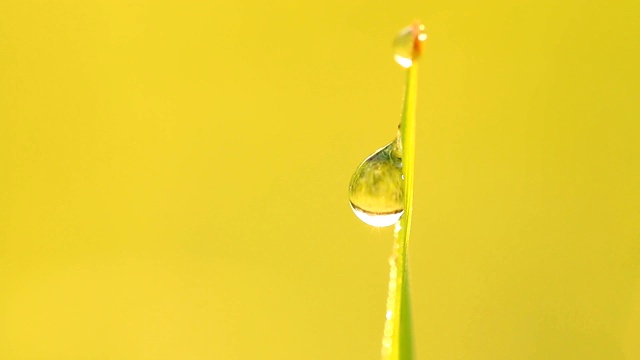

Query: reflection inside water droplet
left=393, top=23, right=427, bottom=68
left=349, top=140, right=404, bottom=227
left=351, top=205, right=403, bottom=228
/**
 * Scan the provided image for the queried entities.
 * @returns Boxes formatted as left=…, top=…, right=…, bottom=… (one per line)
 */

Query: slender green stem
left=382, top=62, right=419, bottom=360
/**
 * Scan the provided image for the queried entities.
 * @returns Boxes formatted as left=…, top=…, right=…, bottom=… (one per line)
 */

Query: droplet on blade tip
left=393, top=22, right=427, bottom=68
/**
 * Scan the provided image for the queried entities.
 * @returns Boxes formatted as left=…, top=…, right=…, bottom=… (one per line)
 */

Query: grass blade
left=382, top=31, right=421, bottom=360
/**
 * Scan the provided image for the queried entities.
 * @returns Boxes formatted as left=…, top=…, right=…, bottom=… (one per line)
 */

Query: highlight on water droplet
left=349, top=141, right=404, bottom=227
left=393, top=22, right=427, bottom=68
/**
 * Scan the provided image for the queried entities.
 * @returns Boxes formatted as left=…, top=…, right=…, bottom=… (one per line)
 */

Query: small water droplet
left=393, top=23, right=427, bottom=68
left=349, top=141, right=404, bottom=227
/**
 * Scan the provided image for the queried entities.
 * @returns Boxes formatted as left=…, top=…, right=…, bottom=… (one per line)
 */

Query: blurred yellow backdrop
left=1, top=1, right=639, bottom=359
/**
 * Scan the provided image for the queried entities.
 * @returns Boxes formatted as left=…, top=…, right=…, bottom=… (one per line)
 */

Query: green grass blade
left=382, top=60, right=419, bottom=360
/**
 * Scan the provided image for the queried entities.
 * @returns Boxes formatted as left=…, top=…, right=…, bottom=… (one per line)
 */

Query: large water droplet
left=393, top=23, right=427, bottom=68
left=349, top=140, right=404, bottom=227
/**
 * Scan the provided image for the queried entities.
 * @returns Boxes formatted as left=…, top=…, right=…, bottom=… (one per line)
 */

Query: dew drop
left=393, top=22, right=427, bottom=68
left=349, top=140, right=404, bottom=227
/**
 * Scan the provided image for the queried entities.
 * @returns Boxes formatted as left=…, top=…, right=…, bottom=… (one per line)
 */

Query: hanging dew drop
left=393, top=23, right=427, bottom=68
left=349, top=140, right=404, bottom=227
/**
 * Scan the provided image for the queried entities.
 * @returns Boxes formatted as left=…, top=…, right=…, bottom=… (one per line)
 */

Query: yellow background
left=1, top=1, right=639, bottom=359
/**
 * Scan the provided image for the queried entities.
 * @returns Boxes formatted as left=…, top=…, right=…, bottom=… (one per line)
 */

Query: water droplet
left=349, top=140, right=404, bottom=227
left=393, top=23, right=427, bottom=68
